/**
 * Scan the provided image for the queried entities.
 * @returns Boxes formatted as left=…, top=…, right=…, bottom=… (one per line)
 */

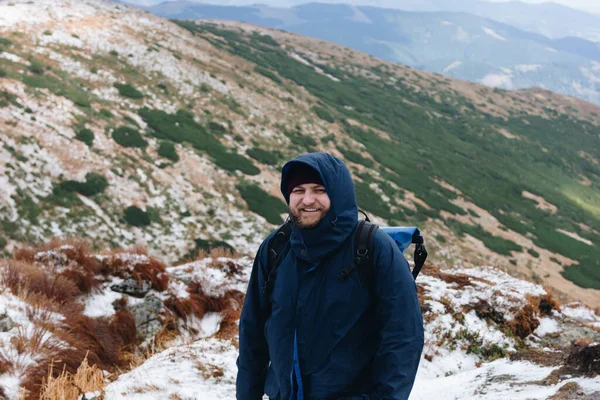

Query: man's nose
left=302, top=192, right=316, bottom=204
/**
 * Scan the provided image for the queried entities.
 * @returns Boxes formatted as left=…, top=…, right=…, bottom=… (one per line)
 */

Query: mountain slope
left=143, top=2, right=600, bottom=105
left=0, top=0, right=599, bottom=308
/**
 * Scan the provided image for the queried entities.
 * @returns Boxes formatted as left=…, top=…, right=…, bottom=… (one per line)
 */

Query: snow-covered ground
left=100, top=261, right=600, bottom=399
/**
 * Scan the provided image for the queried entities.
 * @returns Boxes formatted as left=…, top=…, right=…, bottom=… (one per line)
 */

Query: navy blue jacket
left=237, top=153, right=424, bottom=400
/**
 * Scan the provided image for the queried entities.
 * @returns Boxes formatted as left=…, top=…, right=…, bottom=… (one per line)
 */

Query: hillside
left=142, top=2, right=600, bottom=105
left=0, top=0, right=599, bottom=310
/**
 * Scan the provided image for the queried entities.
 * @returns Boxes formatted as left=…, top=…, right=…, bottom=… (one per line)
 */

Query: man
left=237, top=152, right=424, bottom=400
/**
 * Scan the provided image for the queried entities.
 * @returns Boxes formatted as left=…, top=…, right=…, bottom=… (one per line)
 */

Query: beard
left=289, top=206, right=327, bottom=229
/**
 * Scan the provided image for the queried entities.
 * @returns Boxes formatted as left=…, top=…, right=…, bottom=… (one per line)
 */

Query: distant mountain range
left=141, top=0, right=600, bottom=41
left=141, top=2, right=600, bottom=104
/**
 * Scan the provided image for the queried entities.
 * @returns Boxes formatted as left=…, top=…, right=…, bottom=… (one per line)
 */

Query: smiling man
left=237, top=152, right=424, bottom=400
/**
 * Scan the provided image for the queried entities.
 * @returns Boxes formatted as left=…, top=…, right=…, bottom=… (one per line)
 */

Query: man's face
left=289, top=183, right=331, bottom=229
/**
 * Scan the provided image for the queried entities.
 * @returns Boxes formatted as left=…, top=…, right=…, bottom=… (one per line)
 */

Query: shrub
left=339, top=148, right=374, bottom=168
left=139, top=108, right=258, bottom=175
left=46, top=185, right=83, bottom=208
left=527, top=248, right=540, bottom=258
left=237, top=183, right=285, bottom=225
left=109, top=50, right=119, bottom=56
left=114, top=83, right=143, bottom=99
left=212, top=147, right=260, bottom=175
left=157, top=140, right=179, bottom=162
left=28, top=59, right=45, bottom=75
left=19, top=196, right=42, bottom=222
left=188, top=238, right=234, bottom=258
left=0, top=37, right=13, bottom=47
left=354, top=181, right=394, bottom=219
left=0, top=236, right=6, bottom=249
left=112, top=126, right=147, bottom=148
left=98, top=109, right=113, bottom=119
left=75, top=128, right=94, bottom=146
left=208, top=121, right=228, bottom=135
left=123, top=206, right=151, bottom=227
left=254, top=66, right=282, bottom=84
left=0, top=69, right=6, bottom=78
left=57, top=173, right=109, bottom=197
left=247, top=147, right=280, bottom=166
left=313, top=106, right=335, bottom=123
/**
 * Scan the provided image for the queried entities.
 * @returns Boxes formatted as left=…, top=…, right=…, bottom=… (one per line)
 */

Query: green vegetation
left=114, top=83, right=143, bottom=99
left=237, top=183, right=285, bottom=225
left=447, top=220, right=523, bottom=256
left=527, top=248, right=540, bottom=258
left=247, top=147, right=280, bottom=166
left=0, top=38, right=13, bottom=47
left=21, top=73, right=90, bottom=107
left=28, top=58, right=44, bottom=75
left=313, top=105, right=335, bottom=123
left=123, top=206, right=151, bottom=227
left=339, top=148, right=374, bottom=168
left=354, top=181, right=394, bottom=220
left=0, top=91, right=21, bottom=108
left=190, top=238, right=234, bottom=256
left=75, top=128, right=94, bottom=146
left=254, top=66, right=282, bottom=84
left=0, top=236, right=6, bottom=249
left=157, top=140, right=179, bottom=162
left=112, top=126, right=147, bottom=148
left=56, top=173, right=109, bottom=198
left=18, top=196, right=42, bottom=222
left=139, top=108, right=259, bottom=175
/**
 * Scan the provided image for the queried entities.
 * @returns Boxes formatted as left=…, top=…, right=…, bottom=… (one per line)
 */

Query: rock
left=0, top=313, right=14, bottom=332
left=129, top=296, right=164, bottom=340
left=111, top=278, right=152, bottom=297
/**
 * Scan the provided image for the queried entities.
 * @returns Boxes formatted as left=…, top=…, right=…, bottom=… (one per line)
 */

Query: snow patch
left=482, top=26, right=507, bottom=41
left=442, top=61, right=462, bottom=74
left=515, top=64, right=542, bottom=73
left=480, top=73, right=513, bottom=89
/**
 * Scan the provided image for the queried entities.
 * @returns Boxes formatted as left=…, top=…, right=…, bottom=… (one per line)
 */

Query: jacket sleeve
left=369, top=230, right=424, bottom=400
left=236, top=240, right=271, bottom=400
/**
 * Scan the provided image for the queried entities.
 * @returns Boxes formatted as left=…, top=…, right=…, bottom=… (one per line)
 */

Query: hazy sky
left=127, top=0, right=600, bottom=14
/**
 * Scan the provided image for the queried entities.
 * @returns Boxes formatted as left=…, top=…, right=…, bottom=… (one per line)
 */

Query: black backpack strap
left=263, top=222, right=292, bottom=297
left=338, top=220, right=378, bottom=290
left=411, top=231, right=427, bottom=279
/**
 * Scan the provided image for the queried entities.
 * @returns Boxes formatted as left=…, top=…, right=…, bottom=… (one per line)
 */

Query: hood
left=280, top=152, right=358, bottom=263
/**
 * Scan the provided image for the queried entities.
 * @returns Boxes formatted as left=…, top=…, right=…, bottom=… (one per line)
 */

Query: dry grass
left=505, top=295, right=541, bottom=339
left=186, top=247, right=243, bottom=265
left=0, top=242, right=247, bottom=396
left=39, top=354, right=106, bottom=400
left=538, top=291, right=560, bottom=316
left=100, top=248, right=169, bottom=292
